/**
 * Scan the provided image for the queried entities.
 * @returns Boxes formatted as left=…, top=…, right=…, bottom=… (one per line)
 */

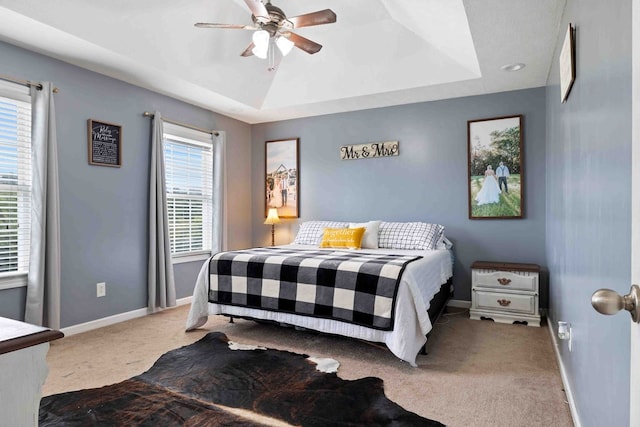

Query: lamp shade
left=264, top=208, right=281, bottom=225
left=252, top=30, right=270, bottom=59
left=276, top=35, right=294, bottom=56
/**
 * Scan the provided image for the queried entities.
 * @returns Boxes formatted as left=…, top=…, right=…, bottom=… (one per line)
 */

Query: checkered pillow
left=415, top=223, right=445, bottom=250
left=293, top=221, right=349, bottom=245
left=378, top=222, right=445, bottom=250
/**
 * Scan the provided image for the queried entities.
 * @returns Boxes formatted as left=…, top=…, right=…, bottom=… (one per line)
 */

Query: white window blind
left=0, top=81, right=31, bottom=275
left=163, top=122, right=213, bottom=257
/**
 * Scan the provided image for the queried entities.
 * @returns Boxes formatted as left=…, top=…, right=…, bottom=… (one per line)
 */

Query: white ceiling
left=0, top=0, right=565, bottom=124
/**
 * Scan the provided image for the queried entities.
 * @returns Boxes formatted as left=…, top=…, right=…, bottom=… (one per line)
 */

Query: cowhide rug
left=39, top=332, right=444, bottom=426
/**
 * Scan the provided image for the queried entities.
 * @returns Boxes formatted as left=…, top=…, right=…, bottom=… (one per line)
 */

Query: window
left=163, top=122, right=213, bottom=258
left=0, top=81, right=31, bottom=283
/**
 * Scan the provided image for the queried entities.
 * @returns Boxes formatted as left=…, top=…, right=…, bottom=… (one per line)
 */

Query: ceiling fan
left=195, top=0, right=337, bottom=59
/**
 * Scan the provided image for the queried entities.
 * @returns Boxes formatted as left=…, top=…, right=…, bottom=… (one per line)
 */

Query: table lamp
left=264, top=208, right=280, bottom=246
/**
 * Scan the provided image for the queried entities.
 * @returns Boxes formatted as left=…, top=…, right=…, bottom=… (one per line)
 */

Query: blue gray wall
left=0, top=41, right=253, bottom=327
left=251, top=88, right=547, bottom=303
left=1, top=5, right=632, bottom=422
left=545, top=0, right=632, bottom=426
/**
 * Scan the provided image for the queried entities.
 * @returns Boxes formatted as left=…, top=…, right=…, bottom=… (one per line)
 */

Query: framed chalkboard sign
left=88, top=119, right=122, bottom=167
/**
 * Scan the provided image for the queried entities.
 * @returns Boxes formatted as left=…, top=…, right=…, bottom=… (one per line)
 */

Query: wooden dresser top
left=0, top=317, right=63, bottom=355
left=471, top=261, right=541, bottom=272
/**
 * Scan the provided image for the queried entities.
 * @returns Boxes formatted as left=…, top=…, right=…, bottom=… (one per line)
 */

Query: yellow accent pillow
left=319, top=227, right=366, bottom=249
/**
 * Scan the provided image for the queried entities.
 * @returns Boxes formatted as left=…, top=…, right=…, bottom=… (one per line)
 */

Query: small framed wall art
left=265, top=138, right=299, bottom=218
left=88, top=119, right=122, bottom=167
left=467, top=115, right=523, bottom=219
left=559, top=23, right=576, bottom=103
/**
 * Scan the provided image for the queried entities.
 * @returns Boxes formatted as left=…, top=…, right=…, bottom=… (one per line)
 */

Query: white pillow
left=349, top=221, right=380, bottom=249
left=293, top=221, right=349, bottom=245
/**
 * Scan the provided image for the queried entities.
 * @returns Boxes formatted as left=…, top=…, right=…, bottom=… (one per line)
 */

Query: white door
left=591, top=5, right=640, bottom=424
left=631, top=1, right=640, bottom=424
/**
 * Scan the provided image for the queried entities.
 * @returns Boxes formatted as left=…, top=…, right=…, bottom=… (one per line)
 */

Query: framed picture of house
left=88, top=119, right=122, bottom=167
left=467, top=115, right=523, bottom=219
left=265, top=138, right=299, bottom=218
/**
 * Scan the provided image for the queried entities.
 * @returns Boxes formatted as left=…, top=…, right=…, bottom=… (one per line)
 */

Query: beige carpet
left=43, top=305, right=573, bottom=427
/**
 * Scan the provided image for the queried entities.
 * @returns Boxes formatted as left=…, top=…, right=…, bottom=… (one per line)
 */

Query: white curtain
left=148, top=111, right=176, bottom=311
left=211, top=131, right=226, bottom=254
left=25, top=82, right=61, bottom=329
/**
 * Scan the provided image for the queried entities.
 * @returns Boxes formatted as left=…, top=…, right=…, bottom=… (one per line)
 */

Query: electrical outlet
left=568, top=327, right=573, bottom=352
left=96, top=282, right=106, bottom=297
left=557, top=321, right=572, bottom=352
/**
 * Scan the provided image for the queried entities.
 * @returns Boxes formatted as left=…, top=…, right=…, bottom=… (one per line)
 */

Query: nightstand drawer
left=473, top=290, right=536, bottom=315
left=472, top=270, right=538, bottom=292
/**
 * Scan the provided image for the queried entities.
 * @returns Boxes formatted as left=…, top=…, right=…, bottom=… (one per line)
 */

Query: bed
left=186, top=221, right=453, bottom=366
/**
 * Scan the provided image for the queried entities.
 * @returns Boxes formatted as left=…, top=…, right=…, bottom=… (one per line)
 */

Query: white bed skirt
left=186, top=246, right=453, bottom=366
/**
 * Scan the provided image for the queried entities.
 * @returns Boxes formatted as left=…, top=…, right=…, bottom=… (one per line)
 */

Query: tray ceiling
left=0, top=0, right=565, bottom=123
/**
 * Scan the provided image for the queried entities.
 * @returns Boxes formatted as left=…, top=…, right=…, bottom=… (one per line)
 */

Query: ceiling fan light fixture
left=252, top=44, right=268, bottom=59
left=276, top=35, right=294, bottom=56
left=252, top=29, right=270, bottom=58
left=252, top=29, right=269, bottom=49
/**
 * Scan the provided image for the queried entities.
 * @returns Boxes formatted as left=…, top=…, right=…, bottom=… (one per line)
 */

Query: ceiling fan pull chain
left=268, top=38, right=276, bottom=71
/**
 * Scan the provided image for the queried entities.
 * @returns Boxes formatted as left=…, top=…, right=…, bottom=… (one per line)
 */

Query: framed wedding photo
left=467, top=115, right=523, bottom=219
left=265, top=138, right=299, bottom=218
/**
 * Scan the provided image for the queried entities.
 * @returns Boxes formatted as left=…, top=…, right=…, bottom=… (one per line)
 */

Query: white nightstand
left=469, top=261, right=541, bottom=327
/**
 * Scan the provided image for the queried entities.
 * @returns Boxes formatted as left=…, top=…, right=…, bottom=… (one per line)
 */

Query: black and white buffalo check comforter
left=208, top=247, right=422, bottom=330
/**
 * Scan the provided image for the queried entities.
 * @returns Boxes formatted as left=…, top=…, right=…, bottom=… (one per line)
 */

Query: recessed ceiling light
left=501, top=63, right=526, bottom=72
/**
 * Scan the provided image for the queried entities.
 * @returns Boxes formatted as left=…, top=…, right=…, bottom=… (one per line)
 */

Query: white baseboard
left=447, top=299, right=471, bottom=309
left=176, top=296, right=193, bottom=307
left=60, top=296, right=193, bottom=337
left=546, top=314, right=582, bottom=427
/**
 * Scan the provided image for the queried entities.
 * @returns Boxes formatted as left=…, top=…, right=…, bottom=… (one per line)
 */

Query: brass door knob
left=591, top=285, right=640, bottom=323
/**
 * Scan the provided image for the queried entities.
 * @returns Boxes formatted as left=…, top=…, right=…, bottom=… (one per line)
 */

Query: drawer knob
left=497, top=299, right=511, bottom=307
left=497, top=278, right=512, bottom=286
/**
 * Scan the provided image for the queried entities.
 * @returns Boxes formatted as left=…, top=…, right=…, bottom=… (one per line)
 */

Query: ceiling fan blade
left=243, top=0, right=269, bottom=23
left=240, top=42, right=255, bottom=57
left=286, top=32, right=322, bottom=55
left=287, top=9, right=337, bottom=29
left=195, top=23, right=256, bottom=30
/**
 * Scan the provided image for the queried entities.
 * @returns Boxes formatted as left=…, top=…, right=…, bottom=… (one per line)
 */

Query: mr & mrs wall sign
left=340, top=141, right=399, bottom=161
